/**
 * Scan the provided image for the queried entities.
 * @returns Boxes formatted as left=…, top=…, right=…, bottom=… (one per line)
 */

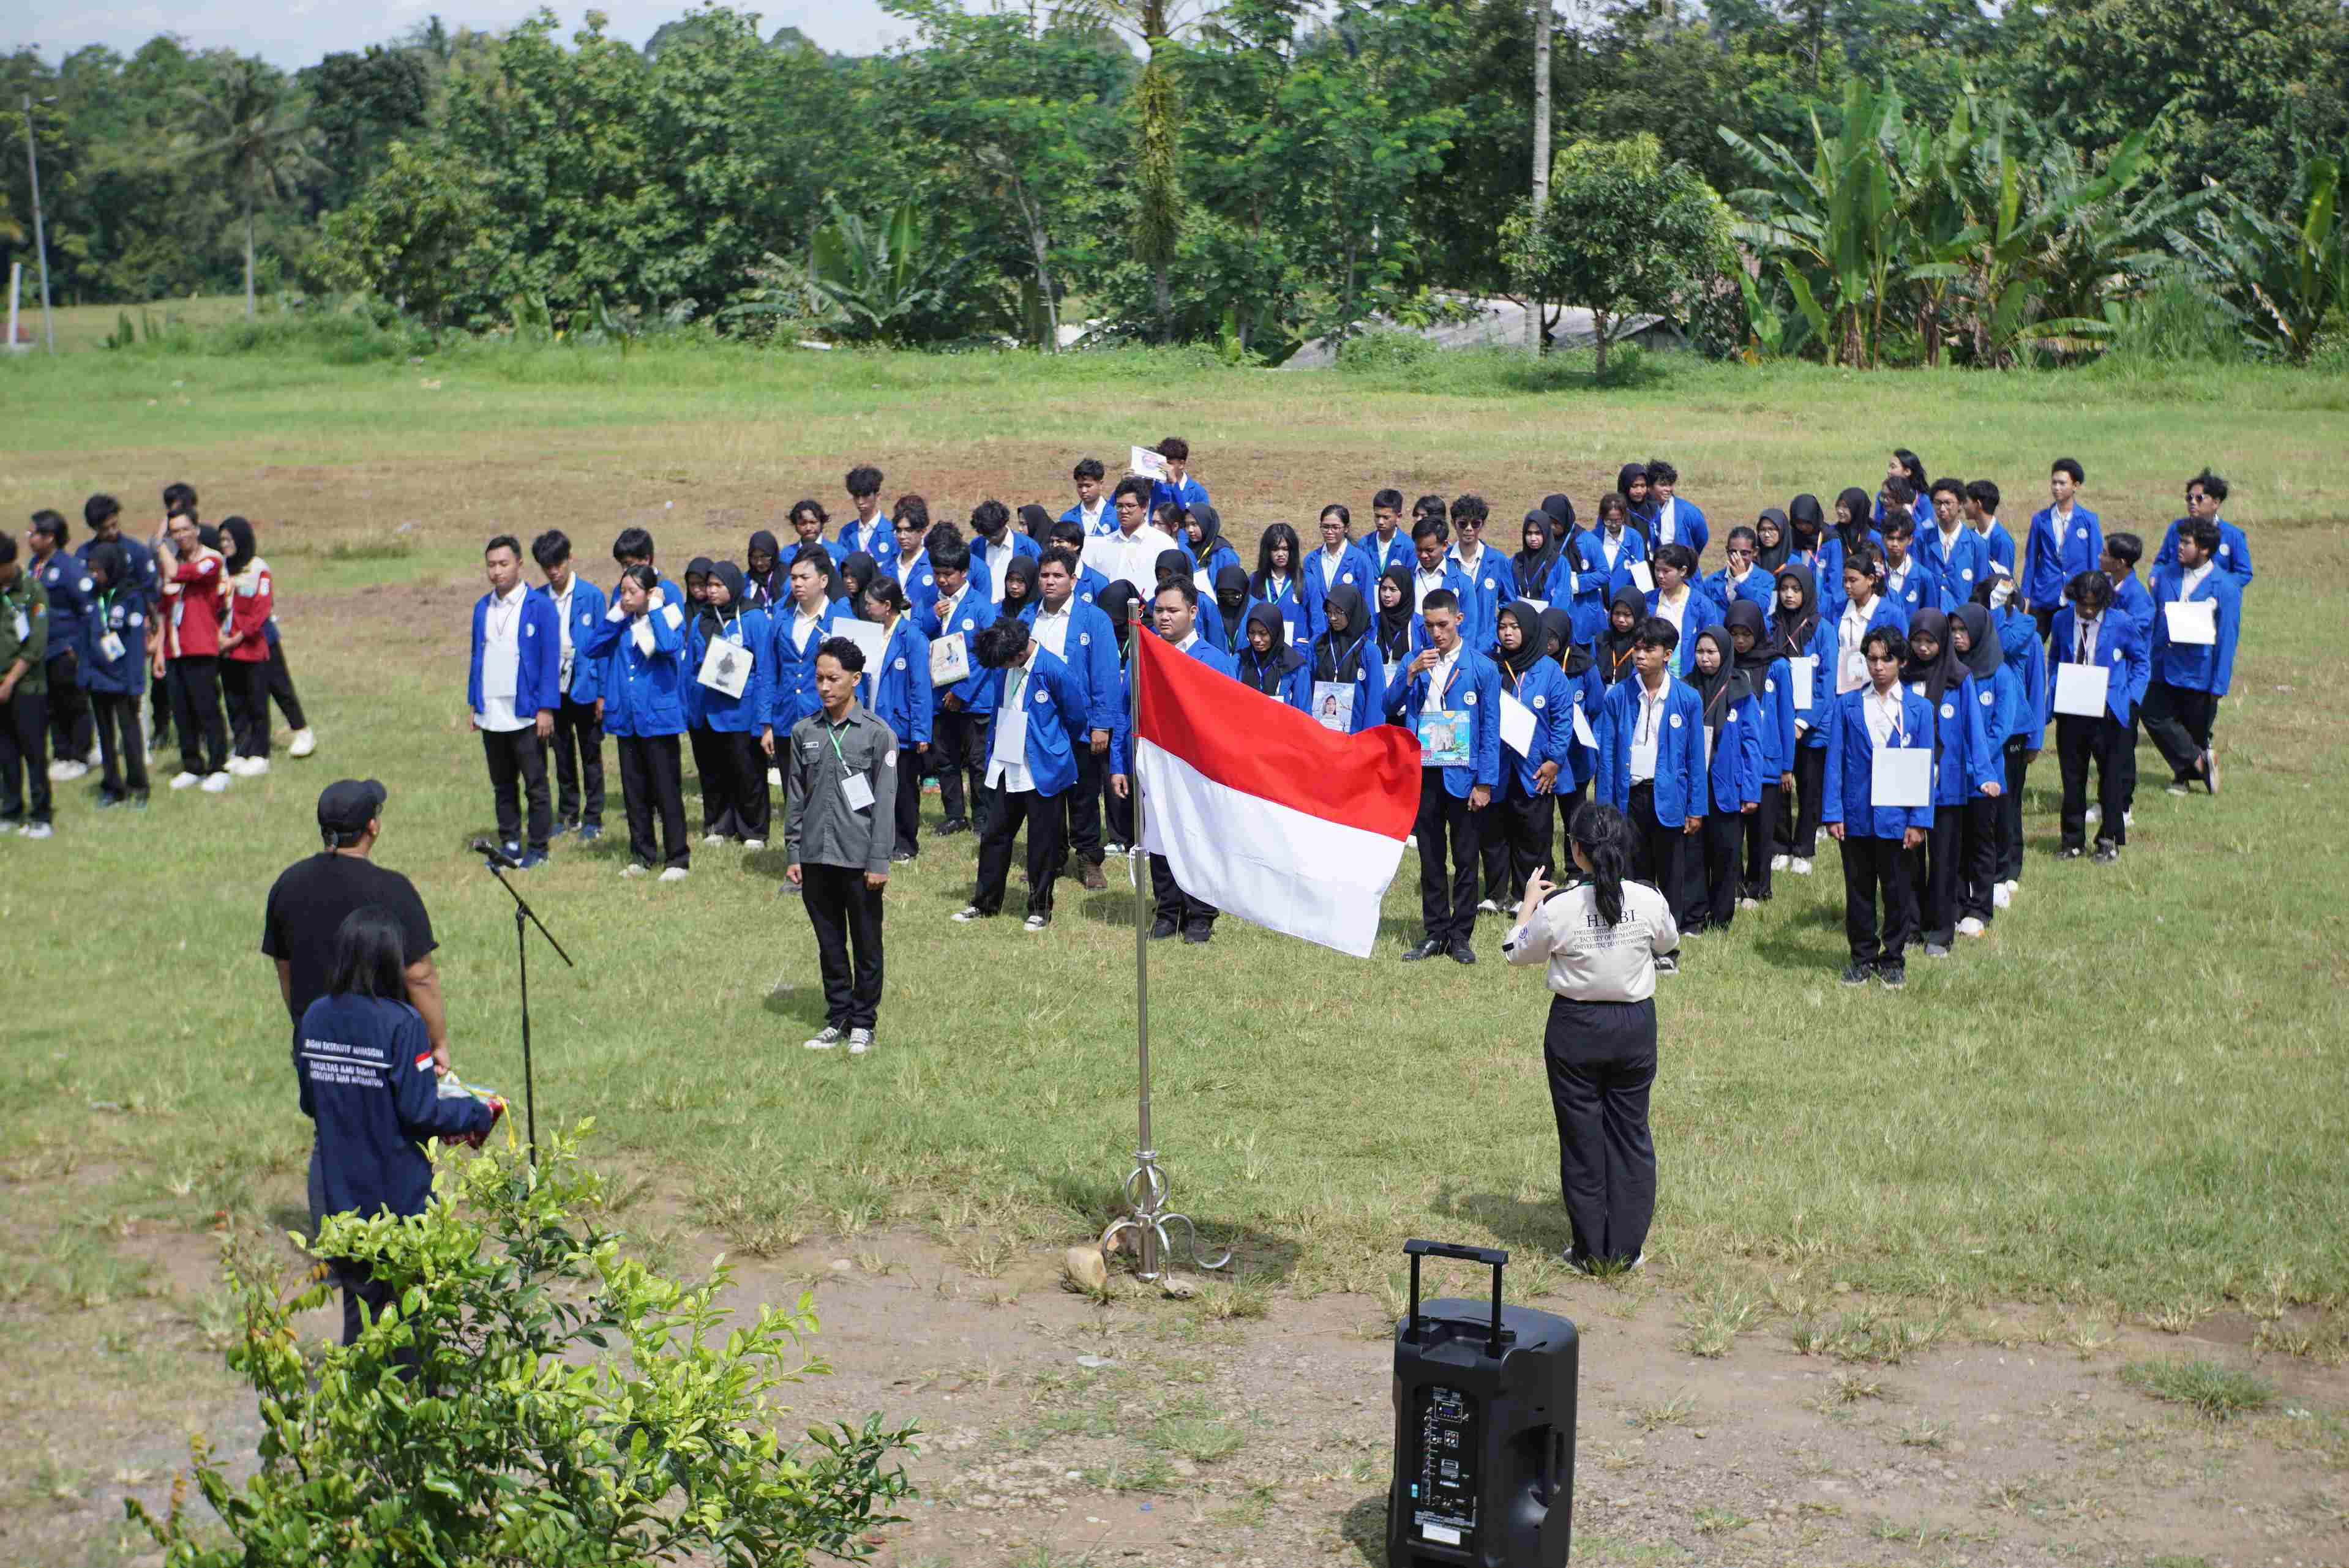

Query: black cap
left=317, top=778, right=388, bottom=835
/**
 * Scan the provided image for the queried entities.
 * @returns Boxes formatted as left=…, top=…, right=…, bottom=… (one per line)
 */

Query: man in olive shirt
left=785, top=637, right=897, bottom=1056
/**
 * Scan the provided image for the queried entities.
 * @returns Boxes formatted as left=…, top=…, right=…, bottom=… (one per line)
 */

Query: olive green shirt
left=0, top=573, right=49, bottom=697
left=783, top=703, right=901, bottom=875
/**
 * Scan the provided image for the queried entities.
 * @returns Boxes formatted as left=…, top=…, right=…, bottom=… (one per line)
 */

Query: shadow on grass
left=1035, top=1170, right=1305, bottom=1283
left=1337, top=1492, right=1388, bottom=1567
left=1431, top=1189, right=1573, bottom=1267
left=759, top=984, right=833, bottom=1028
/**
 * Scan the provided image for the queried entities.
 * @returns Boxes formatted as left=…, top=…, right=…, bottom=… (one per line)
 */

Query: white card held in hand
left=1871, top=745, right=1932, bottom=807
left=1790, top=655, right=1815, bottom=712
left=696, top=633, right=753, bottom=696
left=1572, top=706, right=1598, bottom=751
left=1129, top=445, right=1170, bottom=481
left=2053, top=661, right=2110, bottom=717
left=1497, top=691, right=1537, bottom=756
left=833, top=616, right=888, bottom=671
left=929, top=632, right=972, bottom=685
left=2163, top=599, right=2217, bottom=645
left=1628, top=561, right=1655, bottom=593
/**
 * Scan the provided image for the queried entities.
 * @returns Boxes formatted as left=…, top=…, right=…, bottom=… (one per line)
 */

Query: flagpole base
left=1100, top=1149, right=1232, bottom=1284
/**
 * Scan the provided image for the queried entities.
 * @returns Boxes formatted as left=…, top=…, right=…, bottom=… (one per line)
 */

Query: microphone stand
left=474, top=851, right=573, bottom=1164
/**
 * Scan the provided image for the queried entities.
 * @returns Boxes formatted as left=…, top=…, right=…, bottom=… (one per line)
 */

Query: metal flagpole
left=1100, top=601, right=1231, bottom=1283
left=21, top=95, right=54, bottom=356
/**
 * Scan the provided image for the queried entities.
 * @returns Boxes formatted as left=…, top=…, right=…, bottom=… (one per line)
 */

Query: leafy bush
left=130, top=1125, right=916, bottom=1567
left=1338, top=329, right=1437, bottom=375
left=2103, top=275, right=2247, bottom=364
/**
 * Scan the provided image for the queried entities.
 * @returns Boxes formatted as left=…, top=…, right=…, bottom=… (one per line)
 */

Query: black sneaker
left=937, top=818, right=970, bottom=837
left=1877, top=963, right=1908, bottom=989
left=1448, top=943, right=1477, bottom=965
left=1401, top=938, right=1444, bottom=961
left=1182, top=928, right=1212, bottom=945
left=1838, top=961, right=1871, bottom=987
left=1149, top=919, right=1179, bottom=941
left=2092, top=840, right=2120, bottom=864
left=2055, top=846, right=2085, bottom=861
left=1654, top=953, right=1679, bottom=975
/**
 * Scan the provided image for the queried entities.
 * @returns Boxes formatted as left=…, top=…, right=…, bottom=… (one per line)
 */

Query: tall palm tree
left=175, top=59, right=326, bottom=316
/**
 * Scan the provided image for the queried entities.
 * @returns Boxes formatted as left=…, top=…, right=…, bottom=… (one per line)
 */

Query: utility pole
left=20, top=95, right=54, bottom=355
left=1526, top=0, right=1551, bottom=356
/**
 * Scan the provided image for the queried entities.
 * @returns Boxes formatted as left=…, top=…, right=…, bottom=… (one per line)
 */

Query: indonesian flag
left=1134, top=631, right=1421, bottom=957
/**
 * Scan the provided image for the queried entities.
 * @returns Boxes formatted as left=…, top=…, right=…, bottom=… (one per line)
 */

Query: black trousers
left=892, top=742, right=923, bottom=856
left=1628, top=782, right=1689, bottom=913
left=975, top=785, right=1067, bottom=916
left=1413, top=768, right=1480, bottom=946
left=616, top=733, right=689, bottom=869
left=1106, top=770, right=1135, bottom=848
left=690, top=726, right=769, bottom=840
left=932, top=708, right=992, bottom=829
left=0, top=690, right=50, bottom=823
left=2143, top=681, right=2219, bottom=782
left=481, top=726, right=552, bottom=852
left=1907, top=808, right=1961, bottom=946
left=1839, top=832, right=1916, bottom=965
left=148, top=671, right=173, bottom=744
left=1690, top=808, right=1744, bottom=933
left=1543, top=996, right=1658, bottom=1268
left=1998, top=741, right=2031, bottom=883
left=265, top=638, right=307, bottom=730
left=167, top=655, right=228, bottom=777
left=1774, top=745, right=1825, bottom=857
left=1150, top=853, right=1218, bottom=937
left=1066, top=745, right=1106, bottom=865
left=547, top=696, right=605, bottom=829
left=803, top=862, right=883, bottom=1031
left=1957, top=795, right=1999, bottom=924
left=91, top=690, right=148, bottom=799
left=45, top=651, right=91, bottom=763
left=2056, top=714, right=2129, bottom=849
left=1478, top=779, right=1556, bottom=908
left=1742, top=782, right=1781, bottom=899
left=2031, top=605, right=2056, bottom=643
left=223, top=657, right=271, bottom=759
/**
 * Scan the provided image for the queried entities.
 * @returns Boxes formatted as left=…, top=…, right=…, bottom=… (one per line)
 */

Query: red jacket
left=163, top=551, right=228, bottom=659
left=223, top=560, right=273, bottom=662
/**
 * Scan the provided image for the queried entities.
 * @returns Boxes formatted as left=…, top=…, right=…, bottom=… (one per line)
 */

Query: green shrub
left=2105, top=276, right=2247, bottom=365
left=129, top=1125, right=916, bottom=1566
left=1338, top=329, right=1437, bottom=374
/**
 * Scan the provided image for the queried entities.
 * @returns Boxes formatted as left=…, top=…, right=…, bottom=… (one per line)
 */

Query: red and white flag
left=1134, top=632, right=1420, bottom=957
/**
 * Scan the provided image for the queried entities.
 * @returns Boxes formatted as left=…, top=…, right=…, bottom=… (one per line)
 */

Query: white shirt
left=1864, top=682, right=1905, bottom=749
left=1938, top=521, right=1963, bottom=558
left=792, top=602, right=825, bottom=652
left=549, top=577, right=578, bottom=692
left=2181, top=561, right=2214, bottom=597
left=1317, top=544, right=1348, bottom=589
left=935, top=584, right=970, bottom=633
left=1033, top=599, right=1073, bottom=657
left=1602, top=531, right=1625, bottom=568
left=476, top=582, right=531, bottom=732
left=1413, top=567, right=1448, bottom=614
left=978, top=536, right=1014, bottom=602
left=1076, top=497, right=1111, bottom=535
left=1426, top=644, right=1462, bottom=708
left=986, top=651, right=1037, bottom=792
left=1452, top=542, right=1488, bottom=578
left=1629, top=678, right=1669, bottom=782
left=1654, top=585, right=1690, bottom=638
left=1502, top=879, right=1679, bottom=1003
left=1837, top=596, right=1876, bottom=692
left=1886, top=561, right=1913, bottom=599
left=1654, top=497, right=1679, bottom=545
left=2072, top=611, right=2101, bottom=666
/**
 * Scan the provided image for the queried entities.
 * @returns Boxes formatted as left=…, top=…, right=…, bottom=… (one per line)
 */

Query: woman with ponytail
left=1502, top=799, right=1679, bottom=1273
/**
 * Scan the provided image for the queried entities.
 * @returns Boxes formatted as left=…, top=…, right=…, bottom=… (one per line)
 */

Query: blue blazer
left=1560, top=662, right=1604, bottom=788
left=2111, top=571, right=2156, bottom=643
left=1647, top=496, right=1710, bottom=561
left=552, top=578, right=609, bottom=704
left=1911, top=674, right=2000, bottom=807
left=32, top=553, right=92, bottom=663
left=76, top=535, right=160, bottom=608
left=1704, top=565, right=1776, bottom=616
left=467, top=589, right=563, bottom=720
left=1447, top=547, right=1513, bottom=651
left=1769, top=616, right=1837, bottom=751
left=577, top=599, right=686, bottom=736
left=2154, top=517, right=2253, bottom=588
left=1880, top=560, right=1935, bottom=619
left=1303, top=633, right=1387, bottom=737
left=1235, top=648, right=1314, bottom=713
left=1252, top=573, right=1313, bottom=648
left=1814, top=531, right=1886, bottom=619
left=1300, top=543, right=1380, bottom=643
left=1363, top=531, right=1414, bottom=577
left=1995, top=607, right=2050, bottom=750
left=684, top=607, right=774, bottom=733
left=1059, top=500, right=1118, bottom=538
left=1747, top=654, right=1796, bottom=777
left=994, top=648, right=1093, bottom=798
left=769, top=599, right=845, bottom=730
left=1384, top=646, right=1502, bottom=798
left=1698, top=693, right=1764, bottom=815
left=916, top=587, right=997, bottom=717
left=1595, top=676, right=1705, bottom=827
left=1913, top=523, right=1989, bottom=612
left=863, top=616, right=934, bottom=747
left=838, top=515, right=893, bottom=561
left=1822, top=685, right=1936, bottom=838
left=1184, top=540, right=1245, bottom=584
left=2024, top=505, right=2102, bottom=611
left=2148, top=564, right=2241, bottom=697
left=1151, top=474, right=1210, bottom=515
left=894, top=552, right=992, bottom=619
left=1019, top=599, right=1123, bottom=734
left=972, top=533, right=1041, bottom=602
left=1073, top=564, right=1114, bottom=610
left=1828, top=595, right=1911, bottom=693
left=1496, top=657, right=1576, bottom=796
left=1971, top=521, right=2017, bottom=580
left=1641, top=586, right=1728, bottom=678
left=1873, top=490, right=1935, bottom=532
left=2045, top=607, right=2149, bottom=726
left=1578, top=528, right=1646, bottom=592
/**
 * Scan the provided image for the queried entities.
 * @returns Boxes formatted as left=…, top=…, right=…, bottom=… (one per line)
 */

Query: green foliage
left=2170, top=152, right=2348, bottom=364
left=729, top=198, right=1002, bottom=346
left=2099, top=275, right=2245, bottom=365
left=317, top=138, right=496, bottom=328
left=128, top=1126, right=917, bottom=1566
left=1500, top=133, right=1729, bottom=372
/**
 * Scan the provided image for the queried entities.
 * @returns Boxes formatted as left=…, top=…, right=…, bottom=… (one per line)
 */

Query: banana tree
left=2169, top=153, right=2345, bottom=364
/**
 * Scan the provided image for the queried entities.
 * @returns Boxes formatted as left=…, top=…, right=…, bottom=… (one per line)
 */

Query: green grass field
left=2, top=338, right=2345, bottom=1520
left=4, top=294, right=257, bottom=356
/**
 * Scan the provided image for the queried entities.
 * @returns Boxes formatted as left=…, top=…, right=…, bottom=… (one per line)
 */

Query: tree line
left=4, top=0, right=2345, bottom=365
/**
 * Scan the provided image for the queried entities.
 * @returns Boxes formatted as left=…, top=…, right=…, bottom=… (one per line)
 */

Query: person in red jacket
left=219, top=517, right=277, bottom=777
left=154, top=510, right=233, bottom=791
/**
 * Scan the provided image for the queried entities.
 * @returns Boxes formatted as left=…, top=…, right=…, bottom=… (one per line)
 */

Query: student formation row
left=0, top=488, right=322, bottom=836
left=457, top=450, right=2247, bottom=978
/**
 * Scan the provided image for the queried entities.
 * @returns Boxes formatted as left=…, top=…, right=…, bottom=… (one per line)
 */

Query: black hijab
left=1616, top=463, right=1653, bottom=525
left=1375, top=564, right=1415, bottom=661
left=840, top=550, right=879, bottom=618
left=1724, top=599, right=1775, bottom=679
left=1000, top=554, right=1041, bottom=616
left=1154, top=547, right=1193, bottom=588
left=1314, top=585, right=1371, bottom=682
left=1903, top=607, right=1959, bottom=712
left=1834, top=487, right=1875, bottom=554
left=1599, top=586, right=1644, bottom=685
left=1213, top=562, right=1251, bottom=646
left=1238, top=603, right=1304, bottom=693
left=1496, top=599, right=1545, bottom=678
left=1770, top=562, right=1820, bottom=659
left=219, top=517, right=256, bottom=577
left=1098, top=580, right=1139, bottom=654
left=747, top=528, right=785, bottom=607
left=1188, top=504, right=1228, bottom=564
left=1787, top=494, right=1826, bottom=550
left=1512, top=512, right=1560, bottom=597
left=707, top=561, right=749, bottom=633
left=1540, top=493, right=1576, bottom=534
left=1687, top=626, right=1748, bottom=734
left=1954, top=602, right=2002, bottom=685
left=1539, top=605, right=1590, bottom=678
left=1755, top=508, right=1791, bottom=573
left=685, top=553, right=716, bottom=605
left=1019, top=504, right=1054, bottom=543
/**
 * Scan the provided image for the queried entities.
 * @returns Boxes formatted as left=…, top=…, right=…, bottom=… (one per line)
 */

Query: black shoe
left=1149, top=919, right=1180, bottom=940
left=2092, top=840, right=2120, bottom=864
left=1839, top=961, right=1872, bottom=987
left=1448, top=943, right=1477, bottom=965
left=2055, top=846, right=2085, bottom=861
left=1876, top=963, right=1907, bottom=988
left=1182, top=928, right=1212, bottom=945
left=1401, top=938, right=1444, bottom=961
left=937, top=818, right=970, bottom=837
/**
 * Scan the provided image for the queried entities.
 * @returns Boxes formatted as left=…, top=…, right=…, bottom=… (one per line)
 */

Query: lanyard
left=826, top=719, right=850, bottom=767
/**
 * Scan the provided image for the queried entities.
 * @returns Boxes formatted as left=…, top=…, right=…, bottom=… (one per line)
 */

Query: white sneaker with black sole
left=951, top=906, right=986, bottom=922
left=803, top=1026, right=844, bottom=1051
left=847, top=1029, right=874, bottom=1056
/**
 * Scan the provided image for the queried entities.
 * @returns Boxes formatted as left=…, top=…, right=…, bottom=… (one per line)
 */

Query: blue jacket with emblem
left=770, top=599, right=846, bottom=729
left=1494, top=654, right=1575, bottom=797
left=917, top=584, right=998, bottom=717
left=684, top=605, right=774, bottom=733
left=1823, top=684, right=1936, bottom=838
left=2153, top=516, right=2252, bottom=589
left=577, top=597, right=686, bottom=736
left=863, top=615, right=934, bottom=747
left=992, top=646, right=1093, bottom=797
left=2044, top=605, right=2148, bottom=726
left=1594, top=674, right=1706, bottom=828
left=1300, top=542, right=1379, bottom=644
left=1018, top=598, right=1123, bottom=735
left=2023, top=505, right=2102, bottom=611
left=552, top=577, right=609, bottom=705
left=466, top=588, right=563, bottom=721
left=2147, top=563, right=2241, bottom=697
left=1383, top=644, right=1502, bottom=799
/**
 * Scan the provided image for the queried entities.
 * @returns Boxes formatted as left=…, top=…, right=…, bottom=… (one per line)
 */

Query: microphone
left=469, top=836, right=524, bottom=870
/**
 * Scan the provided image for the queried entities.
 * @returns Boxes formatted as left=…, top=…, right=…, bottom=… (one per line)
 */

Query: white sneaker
left=2002, top=878, right=2020, bottom=902
left=1405, top=834, right=1417, bottom=849
left=741, top=838, right=765, bottom=850
left=1788, top=857, right=1813, bottom=876
left=951, top=905, right=986, bottom=922
left=1956, top=916, right=1985, bottom=937
left=657, top=866, right=690, bottom=883
left=620, top=864, right=648, bottom=878
left=2123, top=810, right=2135, bottom=829
left=168, top=771, right=201, bottom=790
left=239, top=756, right=270, bottom=777
left=1475, top=898, right=1500, bottom=915
left=21, top=821, right=53, bottom=839
left=288, top=728, right=315, bottom=758
left=83, top=747, right=101, bottom=767
left=804, top=1026, right=844, bottom=1051
left=1991, top=883, right=2012, bottom=909
left=1738, top=896, right=1761, bottom=911
left=200, top=771, right=231, bottom=793
left=47, top=760, right=86, bottom=782
left=1770, top=853, right=1789, bottom=871
left=847, top=1028, right=874, bottom=1056
left=1022, top=914, right=1049, bottom=931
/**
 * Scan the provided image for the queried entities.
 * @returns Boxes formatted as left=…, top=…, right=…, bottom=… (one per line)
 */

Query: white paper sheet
left=2162, top=599, right=2217, bottom=645
left=2053, top=661, right=2110, bottom=717
left=1871, top=745, right=1931, bottom=807
left=1498, top=692, right=1536, bottom=756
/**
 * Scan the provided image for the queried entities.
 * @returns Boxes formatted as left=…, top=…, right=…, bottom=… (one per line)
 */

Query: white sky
left=2, top=1, right=921, bottom=69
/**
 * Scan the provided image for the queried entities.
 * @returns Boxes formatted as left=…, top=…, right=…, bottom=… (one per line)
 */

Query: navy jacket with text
left=299, top=993, right=493, bottom=1222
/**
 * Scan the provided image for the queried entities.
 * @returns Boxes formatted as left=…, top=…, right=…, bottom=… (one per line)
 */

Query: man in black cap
left=263, top=781, right=452, bottom=1221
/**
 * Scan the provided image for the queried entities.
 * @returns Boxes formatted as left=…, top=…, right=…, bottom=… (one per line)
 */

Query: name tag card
left=841, top=772, right=875, bottom=812
left=97, top=631, right=127, bottom=663
left=1417, top=707, right=1471, bottom=767
left=2163, top=599, right=2217, bottom=645
left=632, top=620, right=655, bottom=659
left=1497, top=692, right=1537, bottom=756
left=1572, top=707, right=1597, bottom=751
left=929, top=632, right=972, bottom=686
left=1871, top=745, right=1931, bottom=807
left=1628, top=561, right=1655, bottom=593
left=833, top=616, right=888, bottom=671
left=1311, top=679, right=1352, bottom=733
left=2053, top=662, right=2110, bottom=717
left=1790, top=655, right=1815, bottom=711
left=991, top=704, right=1028, bottom=763
left=696, top=635, right=753, bottom=697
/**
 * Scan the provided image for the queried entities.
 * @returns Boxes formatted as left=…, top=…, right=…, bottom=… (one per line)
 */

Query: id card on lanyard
left=831, top=723, right=874, bottom=811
